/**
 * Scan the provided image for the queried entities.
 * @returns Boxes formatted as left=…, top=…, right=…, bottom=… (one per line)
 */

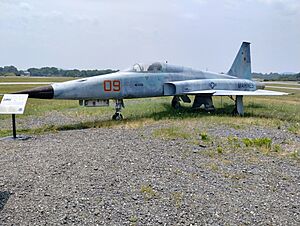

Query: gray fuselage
left=52, top=69, right=255, bottom=100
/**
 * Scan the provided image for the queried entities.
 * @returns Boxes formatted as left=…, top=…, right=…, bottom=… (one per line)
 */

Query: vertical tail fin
left=227, top=42, right=252, bottom=80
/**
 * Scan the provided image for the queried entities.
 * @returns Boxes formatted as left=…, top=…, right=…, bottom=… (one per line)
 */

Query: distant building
left=22, top=71, right=31, bottom=76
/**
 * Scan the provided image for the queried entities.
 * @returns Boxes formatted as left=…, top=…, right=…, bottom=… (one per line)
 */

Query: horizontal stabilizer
left=184, top=89, right=289, bottom=96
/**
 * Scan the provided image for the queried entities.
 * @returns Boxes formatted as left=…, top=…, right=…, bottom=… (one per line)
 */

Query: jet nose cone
left=14, top=85, right=54, bottom=99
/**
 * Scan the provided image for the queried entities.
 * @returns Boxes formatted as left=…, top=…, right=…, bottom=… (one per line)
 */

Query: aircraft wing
left=184, top=89, right=289, bottom=96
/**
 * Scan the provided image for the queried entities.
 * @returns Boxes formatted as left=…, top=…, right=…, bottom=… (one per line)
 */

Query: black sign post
left=12, top=114, right=17, bottom=139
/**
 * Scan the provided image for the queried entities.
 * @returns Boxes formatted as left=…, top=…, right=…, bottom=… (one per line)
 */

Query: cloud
left=191, top=0, right=208, bottom=4
left=257, top=0, right=300, bottom=15
left=19, top=2, right=32, bottom=11
left=180, top=12, right=198, bottom=20
left=0, top=0, right=299, bottom=72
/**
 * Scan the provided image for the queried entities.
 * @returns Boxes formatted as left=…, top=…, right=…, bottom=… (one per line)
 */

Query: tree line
left=0, top=65, right=117, bottom=77
left=252, top=72, right=300, bottom=81
left=0, top=65, right=299, bottom=80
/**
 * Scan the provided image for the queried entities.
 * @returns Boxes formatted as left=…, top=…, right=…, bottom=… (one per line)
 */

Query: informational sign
left=0, top=94, right=28, bottom=114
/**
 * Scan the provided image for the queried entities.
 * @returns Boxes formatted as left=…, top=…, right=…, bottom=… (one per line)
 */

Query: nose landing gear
left=112, top=112, right=123, bottom=120
left=112, top=99, right=124, bottom=120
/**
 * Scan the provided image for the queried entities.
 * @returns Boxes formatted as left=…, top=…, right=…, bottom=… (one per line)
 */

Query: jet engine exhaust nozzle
left=255, top=81, right=266, bottom=89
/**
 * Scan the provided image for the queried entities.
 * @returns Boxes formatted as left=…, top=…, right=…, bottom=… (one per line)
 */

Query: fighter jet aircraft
left=15, top=42, right=288, bottom=120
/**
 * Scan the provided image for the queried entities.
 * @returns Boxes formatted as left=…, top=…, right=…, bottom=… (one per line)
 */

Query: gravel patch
left=0, top=111, right=111, bottom=131
left=0, top=124, right=299, bottom=225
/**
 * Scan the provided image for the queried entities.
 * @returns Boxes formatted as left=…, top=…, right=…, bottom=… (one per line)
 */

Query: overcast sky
left=0, top=0, right=299, bottom=73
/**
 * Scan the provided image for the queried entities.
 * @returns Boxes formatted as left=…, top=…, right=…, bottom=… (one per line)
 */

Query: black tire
left=171, top=99, right=181, bottom=109
left=112, top=113, right=123, bottom=121
left=232, top=107, right=238, bottom=116
left=116, top=113, right=123, bottom=120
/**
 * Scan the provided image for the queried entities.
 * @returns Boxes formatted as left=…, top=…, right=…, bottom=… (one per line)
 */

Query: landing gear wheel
left=112, top=112, right=123, bottom=121
left=171, top=97, right=181, bottom=109
left=205, top=107, right=216, bottom=114
left=112, top=99, right=124, bottom=120
left=232, top=107, right=238, bottom=115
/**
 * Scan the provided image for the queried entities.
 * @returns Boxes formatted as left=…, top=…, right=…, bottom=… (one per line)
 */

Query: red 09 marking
left=103, top=80, right=121, bottom=92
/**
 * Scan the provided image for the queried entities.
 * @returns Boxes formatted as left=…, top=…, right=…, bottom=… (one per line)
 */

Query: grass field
left=0, top=77, right=299, bottom=137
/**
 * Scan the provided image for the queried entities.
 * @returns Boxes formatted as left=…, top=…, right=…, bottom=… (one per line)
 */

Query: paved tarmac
left=266, top=86, right=300, bottom=90
left=264, top=81, right=300, bottom=86
left=0, top=82, right=52, bottom=85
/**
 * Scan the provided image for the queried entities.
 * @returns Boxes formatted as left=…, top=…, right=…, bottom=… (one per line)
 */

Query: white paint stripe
left=266, top=86, right=300, bottom=90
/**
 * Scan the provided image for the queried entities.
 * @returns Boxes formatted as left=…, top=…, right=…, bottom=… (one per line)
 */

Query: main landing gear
left=171, top=95, right=191, bottom=109
left=227, top=95, right=244, bottom=115
left=171, top=95, right=244, bottom=116
left=171, top=96, right=181, bottom=109
left=172, top=95, right=216, bottom=112
left=112, top=99, right=124, bottom=120
left=231, top=95, right=244, bottom=116
left=192, top=95, right=215, bottom=112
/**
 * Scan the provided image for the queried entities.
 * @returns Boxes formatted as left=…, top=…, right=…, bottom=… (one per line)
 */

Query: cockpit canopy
left=125, top=62, right=189, bottom=73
